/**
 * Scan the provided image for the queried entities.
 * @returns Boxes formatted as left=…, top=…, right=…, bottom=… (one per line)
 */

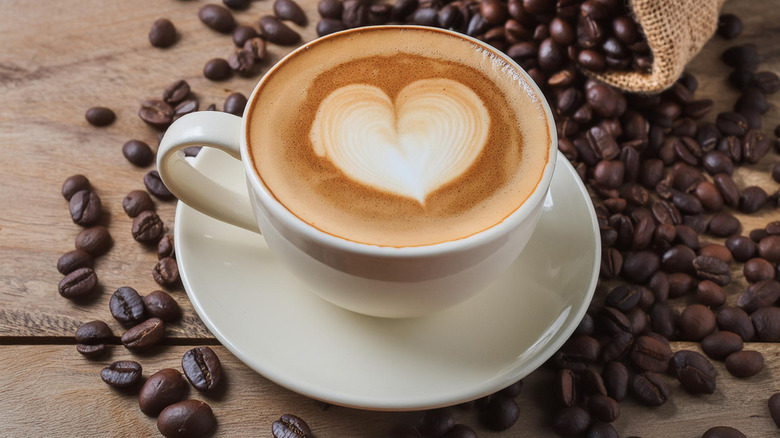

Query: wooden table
left=1, top=0, right=778, bottom=436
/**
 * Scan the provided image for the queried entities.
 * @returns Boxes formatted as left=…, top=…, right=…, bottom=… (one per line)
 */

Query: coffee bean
left=598, top=306, right=632, bottom=335
left=587, top=394, right=619, bottom=423
left=668, top=272, right=695, bottom=298
left=582, top=369, right=607, bottom=396
left=122, top=317, right=165, bottom=351
left=173, top=99, right=199, bottom=120
left=696, top=280, right=726, bottom=307
left=110, top=287, right=146, bottom=326
left=69, top=190, right=102, bottom=226
left=669, top=350, right=716, bottom=394
left=157, top=235, right=175, bottom=260
left=774, top=163, right=780, bottom=184
left=85, top=106, right=115, bottom=127
left=244, top=37, right=267, bottom=61
left=139, top=368, right=187, bottom=416
left=59, top=267, right=98, bottom=299
left=74, top=226, right=111, bottom=256
left=551, top=407, right=590, bottom=436
left=144, top=170, right=175, bottom=200
left=204, top=58, right=232, bottom=81
left=769, top=393, right=780, bottom=429
left=751, top=228, right=769, bottom=242
left=717, top=13, right=742, bottom=39
left=122, top=140, right=154, bottom=167
left=199, top=4, right=235, bottom=33
left=631, top=335, right=671, bottom=372
left=739, top=186, right=768, bottom=213
left=722, top=43, right=760, bottom=68
left=555, top=335, right=600, bottom=371
left=601, top=331, right=634, bottom=363
left=224, top=92, right=247, bottom=116
left=132, top=210, right=164, bottom=243
left=768, top=222, right=780, bottom=235
left=316, top=18, right=347, bottom=36
left=725, top=235, right=756, bottom=262
left=650, top=301, right=677, bottom=339
left=555, top=369, right=578, bottom=407
left=224, top=0, right=250, bottom=9
left=604, top=285, right=641, bottom=312
left=75, top=320, right=112, bottom=344
left=233, top=25, right=259, bottom=47
left=61, top=175, right=90, bottom=200
left=57, top=249, right=93, bottom=275
left=737, top=280, right=780, bottom=313
left=274, top=0, right=308, bottom=26
left=678, top=304, right=716, bottom=341
left=751, top=307, right=780, bottom=341
left=758, top=235, right=780, bottom=262
left=123, top=190, right=155, bottom=218
left=695, top=181, right=724, bottom=211
left=649, top=271, right=670, bottom=302
left=75, top=344, right=105, bottom=357
left=707, top=213, right=740, bottom=237
left=661, top=245, right=696, bottom=273
left=157, top=400, right=216, bottom=438
left=652, top=200, right=681, bottom=225
left=600, top=247, right=622, bottom=279
left=153, top=257, right=180, bottom=287
left=272, top=414, right=313, bottom=438
left=603, top=361, right=628, bottom=401
left=693, top=255, right=731, bottom=286
left=143, top=290, right=181, bottom=322
left=631, top=372, right=669, bottom=406
left=713, top=174, right=739, bottom=208
left=478, top=395, right=519, bottom=431
left=622, top=250, right=659, bottom=282
left=318, top=0, right=344, bottom=18
left=701, top=331, right=743, bottom=360
left=725, top=350, right=764, bottom=378
left=702, top=152, right=733, bottom=175
left=497, top=380, right=523, bottom=398
left=259, top=15, right=301, bottom=45
left=228, top=49, right=255, bottom=76
left=440, top=424, right=477, bottom=438
left=139, top=99, right=174, bottom=129
left=162, top=80, right=190, bottom=106
left=593, top=160, right=624, bottom=188
left=717, top=306, right=755, bottom=341
left=182, top=347, right=223, bottom=392
left=101, top=361, right=142, bottom=388
left=699, top=243, right=732, bottom=264
left=743, top=129, right=771, bottom=163
left=702, top=426, right=746, bottom=438
left=149, top=18, right=177, bottom=48
left=744, top=258, right=775, bottom=283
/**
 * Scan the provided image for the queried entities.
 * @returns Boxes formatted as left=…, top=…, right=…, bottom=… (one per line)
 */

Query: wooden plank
left=0, top=344, right=778, bottom=437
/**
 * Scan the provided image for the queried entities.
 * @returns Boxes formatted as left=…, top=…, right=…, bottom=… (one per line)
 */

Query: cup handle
left=157, top=111, right=260, bottom=233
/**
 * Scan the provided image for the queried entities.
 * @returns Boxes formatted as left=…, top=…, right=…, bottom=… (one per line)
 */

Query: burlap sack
left=592, top=0, right=727, bottom=94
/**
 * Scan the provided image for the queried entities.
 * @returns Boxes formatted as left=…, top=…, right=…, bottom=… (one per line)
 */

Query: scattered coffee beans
left=272, top=414, right=313, bottom=438
left=724, top=350, right=764, bottom=377
left=75, top=226, right=112, bottom=255
left=259, top=15, right=302, bottom=45
left=110, top=286, right=146, bottom=326
left=85, top=106, right=115, bottom=126
left=123, top=190, right=155, bottom=217
left=751, top=307, right=780, bottom=341
left=101, top=361, right=142, bottom=388
left=670, top=350, right=716, bottom=394
left=143, top=290, right=181, bottom=321
left=478, top=395, right=520, bottom=431
left=204, top=58, right=232, bottom=81
left=58, top=267, right=98, bottom=300
left=74, top=320, right=111, bottom=357
left=769, top=393, right=780, bottom=429
left=199, top=4, right=236, bottom=33
left=122, top=140, right=154, bottom=167
left=631, top=372, right=669, bottom=406
left=274, top=0, right=308, bottom=26
left=153, top=257, right=180, bottom=287
left=144, top=170, right=175, bottom=200
left=56, top=249, right=93, bottom=275
left=551, top=407, right=590, bottom=436
left=132, top=210, right=165, bottom=243
left=182, top=347, right=223, bottom=392
left=157, top=235, right=175, bottom=260
left=139, top=368, right=188, bottom=416
left=61, top=175, right=90, bottom=200
left=139, top=99, right=174, bottom=129
left=122, top=317, right=165, bottom=351
left=417, top=408, right=455, bottom=437
left=701, top=331, right=744, bottom=360
left=149, top=18, right=177, bottom=48
left=158, top=400, right=216, bottom=438
left=223, top=92, right=247, bottom=116
left=702, top=426, right=746, bottom=438
left=69, top=190, right=102, bottom=226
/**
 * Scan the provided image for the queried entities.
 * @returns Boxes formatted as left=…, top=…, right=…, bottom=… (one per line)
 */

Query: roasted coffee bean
left=725, top=235, right=756, bottom=262
left=649, top=271, right=670, bottom=302
left=75, top=320, right=112, bottom=344
left=587, top=394, right=619, bottom=423
left=157, top=400, right=216, bottom=438
left=274, top=0, right=307, bottom=26
left=717, top=136, right=742, bottom=163
left=497, top=380, right=523, bottom=397
left=228, top=49, right=255, bottom=76
left=717, top=306, right=755, bottom=341
left=157, top=235, right=175, bottom=260
left=555, top=369, right=578, bottom=408
left=729, top=69, right=754, bottom=90
left=110, top=286, right=146, bottom=326
left=702, top=151, right=733, bottom=176
left=85, top=106, right=115, bottom=126
left=670, top=350, right=716, bottom=394
left=751, top=307, right=780, bottom=341
left=153, top=257, right=180, bottom=287
left=173, top=99, right=199, bottom=120
left=702, top=426, right=746, bottom=438
left=122, top=140, right=154, bottom=167
left=203, top=58, right=231, bottom=80
left=182, top=347, right=223, bottom=392
left=769, top=393, right=780, bottom=429
left=622, top=250, right=659, bottom=282
left=631, top=372, right=668, bottom=406
left=554, top=335, right=599, bottom=371
left=582, top=369, right=607, bottom=396
left=551, top=407, right=590, bottom=436
left=662, top=245, right=696, bottom=273
left=699, top=243, right=732, bottom=264
left=707, top=213, right=739, bottom=237
left=601, top=331, right=634, bottom=363
left=149, top=18, right=177, bottom=48
left=244, top=37, right=267, bottom=61
left=316, top=18, right=347, bottom=36
left=599, top=307, right=632, bottom=334
left=693, top=255, right=730, bottom=286
left=123, top=190, right=155, bottom=218
left=199, top=4, right=235, bottom=33
left=75, top=344, right=105, bottom=357
left=604, top=285, right=641, bottom=312
left=652, top=200, right=681, bottom=225
left=631, top=335, right=671, bottom=372
left=440, top=424, right=477, bottom=438
left=593, top=160, right=624, bottom=188
left=318, top=0, right=344, bottom=18
left=75, top=226, right=111, bottom=256
left=478, top=395, right=519, bottom=431
left=144, top=170, right=175, bottom=200
left=725, top=350, right=764, bottom=377
left=768, top=222, right=780, bottom=235
left=668, top=272, right=695, bottom=298
left=600, top=247, right=622, bottom=279
left=701, top=331, right=743, bottom=360
left=713, top=173, right=739, bottom=208
left=695, top=181, right=724, bottom=212
left=650, top=301, right=677, bottom=339
left=696, top=280, right=726, bottom=307
left=739, top=186, right=768, bottom=213
left=163, top=80, right=190, bottom=105
left=716, top=111, right=748, bottom=137
left=139, top=368, right=187, bottom=416
left=61, top=175, right=90, bottom=200
left=751, top=228, right=769, bottom=242
left=678, top=304, right=716, bottom=341
left=259, top=15, right=301, bottom=45
left=122, top=317, right=165, bottom=351
left=59, top=267, right=98, bottom=299
left=57, top=249, right=93, bottom=275
left=758, top=235, right=780, bottom=262
left=603, top=361, right=629, bottom=401
left=752, top=71, right=780, bottom=94
left=737, top=280, right=780, bottom=313
left=224, top=0, right=251, bottom=9
left=717, top=13, right=742, bottom=39
left=224, top=92, right=247, bottom=116
left=143, top=290, right=181, bottom=321
left=101, top=361, right=142, bottom=388
left=233, top=25, right=259, bottom=48
left=69, top=190, right=102, bottom=226
left=744, top=258, right=775, bottom=283
left=743, top=129, right=771, bottom=163
left=139, top=99, right=173, bottom=129
left=272, top=414, right=312, bottom=438
left=132, top=210, right=164, bottom=243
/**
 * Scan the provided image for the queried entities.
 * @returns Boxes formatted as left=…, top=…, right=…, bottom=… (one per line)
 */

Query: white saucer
left=175, top=148, right=600, bottom=411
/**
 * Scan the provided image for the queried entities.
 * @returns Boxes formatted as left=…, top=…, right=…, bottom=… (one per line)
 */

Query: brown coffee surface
left=248, top=27, right=550, bottom=247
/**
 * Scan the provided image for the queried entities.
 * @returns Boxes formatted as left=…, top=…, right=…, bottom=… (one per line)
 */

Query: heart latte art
left=309, top=79, right=490, bottom=204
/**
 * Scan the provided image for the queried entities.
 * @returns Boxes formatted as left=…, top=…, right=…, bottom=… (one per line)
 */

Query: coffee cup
left=157, top=25, right=557, bottom=318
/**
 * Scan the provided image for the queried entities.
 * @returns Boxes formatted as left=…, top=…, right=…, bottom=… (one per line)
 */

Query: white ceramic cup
left=157, top=26, right=557, bottom=318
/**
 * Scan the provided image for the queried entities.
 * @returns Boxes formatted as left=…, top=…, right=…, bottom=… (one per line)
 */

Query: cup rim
left=240, top=25, right=558, bottom=257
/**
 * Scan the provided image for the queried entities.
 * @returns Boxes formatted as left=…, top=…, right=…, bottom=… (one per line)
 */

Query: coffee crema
left=248, top=27, right=550, bottom=247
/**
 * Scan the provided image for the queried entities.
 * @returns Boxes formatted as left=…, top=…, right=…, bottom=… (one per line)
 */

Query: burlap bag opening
left=591, top=0, right=727, bottom=94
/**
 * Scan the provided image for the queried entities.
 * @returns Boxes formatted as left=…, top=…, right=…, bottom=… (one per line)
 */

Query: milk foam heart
left=309, top=78, right=490, bottom=204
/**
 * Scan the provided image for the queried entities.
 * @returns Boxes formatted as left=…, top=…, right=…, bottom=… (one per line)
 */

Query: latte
left=247, top=26, right=550, bottom=247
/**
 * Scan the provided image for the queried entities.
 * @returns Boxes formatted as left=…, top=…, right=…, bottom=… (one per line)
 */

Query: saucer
left=175, top=148, right=600, bottom=411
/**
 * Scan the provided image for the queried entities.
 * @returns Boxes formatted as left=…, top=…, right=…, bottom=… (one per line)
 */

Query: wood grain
left=0, top=0, right=779, bottom=436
